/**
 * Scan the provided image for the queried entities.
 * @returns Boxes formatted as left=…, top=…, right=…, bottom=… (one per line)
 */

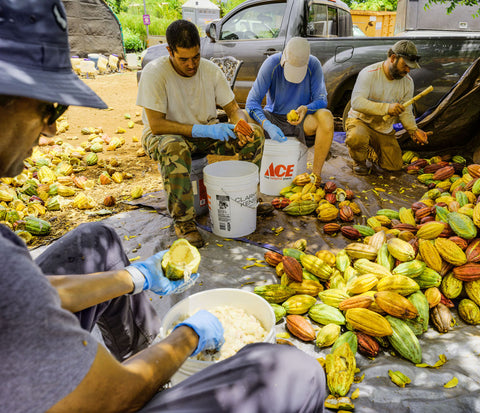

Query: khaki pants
left=345, top=118, right=403, bottom=171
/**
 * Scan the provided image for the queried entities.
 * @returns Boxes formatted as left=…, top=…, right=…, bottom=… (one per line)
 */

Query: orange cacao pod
left=467, top=164, right=480, bottom=178
left=432, top=165, right=455, bottom=181
left=272, top=197, right=290, bottom=209
left=374, top=291, right=418, bottom=319
left=339, top=206, right=354, bottom=222
left=453, top=263, right=480, bottom=281
left=323, top=223, right=341, bottom=235
left=286, top=315, right=315, bottom=341
left=325, top=193, right=337, bottom=204
left=103, top=195, right=116, bottom=207
left=264, top=250, right=283, bottom=267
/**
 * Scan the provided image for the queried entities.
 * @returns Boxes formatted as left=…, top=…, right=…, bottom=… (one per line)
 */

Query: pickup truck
left=140, top=0, right=480, bottom=121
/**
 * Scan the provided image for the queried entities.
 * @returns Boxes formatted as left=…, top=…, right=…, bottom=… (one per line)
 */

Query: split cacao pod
left=325, top=343, right=356, bottom=397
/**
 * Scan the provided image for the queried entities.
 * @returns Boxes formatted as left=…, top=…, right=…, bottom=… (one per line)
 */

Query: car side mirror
left=206, top=22, right=217, bottom=41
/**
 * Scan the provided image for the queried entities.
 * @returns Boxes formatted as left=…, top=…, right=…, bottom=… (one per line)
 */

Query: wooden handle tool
left=382, top=85, right=434, bottom=121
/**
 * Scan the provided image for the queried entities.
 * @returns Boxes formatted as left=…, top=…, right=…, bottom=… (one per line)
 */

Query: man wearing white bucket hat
left=246, top=37, right=334, bottom=184
left=137, top=20, right=265, bottom=248
left=1, top=4, right=326, bottom=411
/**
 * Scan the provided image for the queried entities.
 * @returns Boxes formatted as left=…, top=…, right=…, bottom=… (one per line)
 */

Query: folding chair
left=210, top=56, right=244, bottom=90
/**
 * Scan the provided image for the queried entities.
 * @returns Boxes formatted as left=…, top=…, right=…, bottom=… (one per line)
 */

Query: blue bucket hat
left=0, top=0, right=107, bottom=109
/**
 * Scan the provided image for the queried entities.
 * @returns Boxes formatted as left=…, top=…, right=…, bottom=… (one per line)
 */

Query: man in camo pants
left=137, top=19, right=263, bottom=247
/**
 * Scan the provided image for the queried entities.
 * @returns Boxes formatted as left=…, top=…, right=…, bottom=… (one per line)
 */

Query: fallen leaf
left=444, top=377, right=458, bottom=388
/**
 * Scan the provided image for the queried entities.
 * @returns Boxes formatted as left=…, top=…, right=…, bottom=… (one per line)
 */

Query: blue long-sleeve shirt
left=246, top=52, right=328, bottom=124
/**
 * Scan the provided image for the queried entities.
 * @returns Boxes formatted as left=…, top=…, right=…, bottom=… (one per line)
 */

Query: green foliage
left=220, top=0, right=248, bottom=15
left=349, top=0, right=397, bottom=11
left=104, top=0, right=128, bottom=14
left=122, top=27, right=144, bottom=52
left=424, top=0, right=480, bottom=16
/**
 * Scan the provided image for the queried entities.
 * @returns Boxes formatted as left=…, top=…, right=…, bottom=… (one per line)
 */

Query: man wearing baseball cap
left=0, top=2, right=326, bottom=411
left=345, top=40, right=428, bottom=175
left=246, top=37, right=334, bottom=184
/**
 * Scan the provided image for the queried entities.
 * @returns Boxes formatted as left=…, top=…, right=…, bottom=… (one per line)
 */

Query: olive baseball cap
left=0, top=0, right=107, bottom=109
left=392, top=40, right=421, bottom=69
left=281, top=37, right=310, bottom=84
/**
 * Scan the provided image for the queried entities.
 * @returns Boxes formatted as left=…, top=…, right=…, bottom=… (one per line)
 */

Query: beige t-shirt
left=348, top=61, right=417, bottom=134
left=136, top=56, right=234, bottom=134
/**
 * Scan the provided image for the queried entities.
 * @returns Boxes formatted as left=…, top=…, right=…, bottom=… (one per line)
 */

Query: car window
left=307, top=3, right=339, bottom=37
left=220, top=3, right=286, bottom=40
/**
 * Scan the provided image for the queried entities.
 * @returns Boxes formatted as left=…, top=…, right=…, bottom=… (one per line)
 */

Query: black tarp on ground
left=63, top=0, right=124, bottom=58
left=397, top=57, right=480, bottom=156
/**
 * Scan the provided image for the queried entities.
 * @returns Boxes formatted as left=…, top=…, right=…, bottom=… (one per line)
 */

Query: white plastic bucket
left=204, top=160, right=258, bottom=238
left=159, top=288, right=276, bottom=385
left=191, top=156, right=208, bottom=216
left=259, top=137, right=305, bottom=196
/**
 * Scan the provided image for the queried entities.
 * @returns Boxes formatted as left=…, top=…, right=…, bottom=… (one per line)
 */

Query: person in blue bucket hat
left=0, top=2, right=327, bottom=411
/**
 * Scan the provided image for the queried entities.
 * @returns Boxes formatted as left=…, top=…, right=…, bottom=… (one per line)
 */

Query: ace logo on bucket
left=264, top=162, right=295, bottom=181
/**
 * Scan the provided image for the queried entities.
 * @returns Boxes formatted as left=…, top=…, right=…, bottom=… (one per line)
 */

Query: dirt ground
left=28, top=71, right=162, bottom=247
left=27, top=70, right=240, bottom=248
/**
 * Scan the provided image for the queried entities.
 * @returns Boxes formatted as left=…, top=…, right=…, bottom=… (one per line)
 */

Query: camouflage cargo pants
left=142, top=125, right=264, bottom=223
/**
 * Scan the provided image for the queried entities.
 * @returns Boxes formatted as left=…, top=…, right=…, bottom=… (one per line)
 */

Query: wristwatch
left=125, top=266, right=146, bottom=295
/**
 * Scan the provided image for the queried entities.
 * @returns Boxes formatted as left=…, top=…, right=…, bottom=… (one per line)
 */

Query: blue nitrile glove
left=173, top=310, right=225, bottom=356
left=129, top=250, right=199, bottom=296
left=263, top=120, right=287, bottom=142
left=192, top=123, right=236, bottom=141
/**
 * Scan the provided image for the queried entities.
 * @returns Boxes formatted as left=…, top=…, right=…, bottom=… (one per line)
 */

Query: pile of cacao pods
left=0, top=125, right=137, bottom=243
left=255, top=154, right=480, bottom=406
left=272, top=172, right=360, bottom=219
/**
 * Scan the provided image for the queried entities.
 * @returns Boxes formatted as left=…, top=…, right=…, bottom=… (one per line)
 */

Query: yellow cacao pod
left=345, top=308, right=393, bottom=337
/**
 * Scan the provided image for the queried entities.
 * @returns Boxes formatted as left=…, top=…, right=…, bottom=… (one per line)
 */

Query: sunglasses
left=45, top=103, right=69, bottom=125
left=396, top=53, right=421, bottom=63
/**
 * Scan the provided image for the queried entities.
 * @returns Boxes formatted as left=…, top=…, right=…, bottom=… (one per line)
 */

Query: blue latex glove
left=173, top=310, right=225, bottom=356
left=129, top=250, right=199, bottom=296
left=263, top=120, right=287, bottom=142
left=192, top=123, right=236, bottom=141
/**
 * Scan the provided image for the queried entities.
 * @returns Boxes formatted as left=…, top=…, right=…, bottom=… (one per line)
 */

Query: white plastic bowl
left=159, top=288, right=276, bottom=384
